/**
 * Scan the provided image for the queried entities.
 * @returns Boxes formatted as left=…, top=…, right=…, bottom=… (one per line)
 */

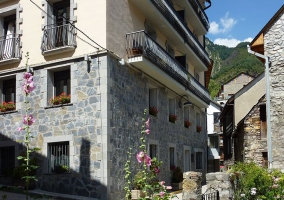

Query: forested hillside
left=205, top=38, right=264, bottom=98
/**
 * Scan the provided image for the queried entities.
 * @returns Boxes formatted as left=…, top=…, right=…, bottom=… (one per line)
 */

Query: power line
left=29, top=0, right=108, bottom=51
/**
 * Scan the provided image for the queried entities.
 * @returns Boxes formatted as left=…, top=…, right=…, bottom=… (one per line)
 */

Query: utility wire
left=30, top=0, right=108, bottom=51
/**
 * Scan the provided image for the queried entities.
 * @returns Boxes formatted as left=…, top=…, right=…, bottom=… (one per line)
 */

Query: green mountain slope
left=205, top=38, right=264, bottom=98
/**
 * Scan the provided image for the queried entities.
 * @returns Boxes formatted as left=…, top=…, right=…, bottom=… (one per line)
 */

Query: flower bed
left=0, top=102, right=16, bottom=112
left=50, top=93, right=71, bottom=105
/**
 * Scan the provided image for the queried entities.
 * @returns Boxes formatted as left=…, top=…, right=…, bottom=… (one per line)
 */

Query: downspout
left=247, top=45, right=272, bottom=169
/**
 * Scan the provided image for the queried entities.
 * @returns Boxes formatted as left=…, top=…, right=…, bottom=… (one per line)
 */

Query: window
left=184, top=106, right=190, bottom=128
left=166, top=42, right=175, bottom=58
left=48, top=141, right=69, bottom=173
left=196, top=112, right=201, bottom=126
left=209, top=135, right=219, bottom=149
left=149, top=144, right=158, bottom=159
left=0, top=5, right=22, bottom=62
left=2, top=78, right=16, bottom=103
left=262, top=152, right=268, bottom=168
left=196, top=152, right=203, bottom=170
left=54, top=69, right=70, bottom=97
left=42, top=0, right=77, bottom=53
left=149, top=88, right=157, bottom=116
left=169, top=98, right=175, bottom=115
left=184, top=146, right=191, bottom=172
left=169, top=147, right=175, bottom=169
left=194, top=70, right=199, bottom=82
left=145, top=22, right=156, bottom=40
left=0, top=146, right=15, bottom=175
left=260, top=104, right=267, bottom=139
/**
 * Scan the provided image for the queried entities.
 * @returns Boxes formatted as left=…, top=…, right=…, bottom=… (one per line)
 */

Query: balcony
left=174, top=0, right=209, bottom=33
left=41, top=23, right=76, bottom=56
left=0, top=35, right=21, bottom=66
left=126, top=31, right=210, bottom=107
left=129, top=0, right=210, bottom=71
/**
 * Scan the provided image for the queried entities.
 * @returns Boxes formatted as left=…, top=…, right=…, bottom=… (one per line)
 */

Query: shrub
left=172, top=166, right=183, bottom=183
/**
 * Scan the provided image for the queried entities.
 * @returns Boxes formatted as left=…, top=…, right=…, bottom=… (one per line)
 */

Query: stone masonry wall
left=264, top=8, right=284, bottom=170
left=0, top=56, right=106, bottom=199
left=242, top=96, right=267, bottom=166
left=108, top=55, right=208, bottom=199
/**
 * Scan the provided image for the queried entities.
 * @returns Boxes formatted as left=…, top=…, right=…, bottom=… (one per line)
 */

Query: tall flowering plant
left=124, top=109, right=174, bottom=200
left=17, top=53, right=40, bottom=200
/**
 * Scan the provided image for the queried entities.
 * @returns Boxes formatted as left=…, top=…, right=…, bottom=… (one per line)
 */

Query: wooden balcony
left=41, top=23, right=76, bottom=56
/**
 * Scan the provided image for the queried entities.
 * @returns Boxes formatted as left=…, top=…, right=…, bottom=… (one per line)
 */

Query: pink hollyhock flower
left=22, top=81, right=35, bottom=94
left=166, top=186, right=172, bottom=190
left=23, top=72, right=33, bottom=81
left=146, top=118, right=150, bottom=129
left=136, top=151, right=144, bottom=163
left=145, top=154, right=152, bottom=166
left=159, top=191, right=165, bottom=198
left=17, top=127, right=24, bottom=132
left=23, top=114, right=35, bottom=126
left=154, top=167, right=160, bottom=174
left=145, top=129, right=150, bottom=134
left=159, top=181, right=165, bottom=186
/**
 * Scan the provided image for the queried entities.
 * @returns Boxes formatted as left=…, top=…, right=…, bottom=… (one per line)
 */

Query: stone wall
left=264, top=8, right=284, bottom=170
left=182, top=171, right=202, bottom=200
left=206, top=172, right=234, bottom=200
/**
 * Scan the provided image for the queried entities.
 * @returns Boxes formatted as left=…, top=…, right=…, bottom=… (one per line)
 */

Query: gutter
left=247, top=45, right=272, bottom=169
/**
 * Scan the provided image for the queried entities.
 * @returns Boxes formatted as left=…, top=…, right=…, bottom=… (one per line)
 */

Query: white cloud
left=209, top=12, right=237, bottom=35
left=213, top=37, right=253, bottom=48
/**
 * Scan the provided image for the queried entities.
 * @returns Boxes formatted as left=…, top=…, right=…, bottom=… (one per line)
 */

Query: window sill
left=44, top=103, right=73, bottom=109
left=43, top=172, right=71, bottom=175
left=0, top=110, right=18, bottom=115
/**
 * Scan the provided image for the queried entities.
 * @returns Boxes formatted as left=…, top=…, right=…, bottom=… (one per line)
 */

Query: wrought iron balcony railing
left=0, top=34, right=21, bottom=61
left=151, top=0, right=210, bottom=67
left=188, top=0, right=209, bottom=31
left=126, top=31, right=210, bottom=104
left=41, top=23, right=76, bottom=53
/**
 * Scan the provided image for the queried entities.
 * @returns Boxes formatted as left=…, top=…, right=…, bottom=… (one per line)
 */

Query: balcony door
left=2, top=15, right=16, bottom=60
left=53, top=0, right=70, bottom=48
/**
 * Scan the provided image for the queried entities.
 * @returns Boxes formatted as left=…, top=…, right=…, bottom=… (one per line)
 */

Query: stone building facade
left=0, top=0, right=213, bottom=199
left=249, top=4, right=284, bottom=170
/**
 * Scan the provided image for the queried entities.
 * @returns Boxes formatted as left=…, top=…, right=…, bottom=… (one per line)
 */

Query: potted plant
left=171, top=166, right=183, bottom=190
left=0, top=102, right=16, bottom=112
left=184, top=120, right=191, bottom=128
left=50, top=93, right=71, bottom=105
left=196, top=125, right=202, bottom=132
left=132, top=171, right=146, bottom=199
left=169, top=113, right=178, bottom=123
left=149, top=106, right=158, bottom=117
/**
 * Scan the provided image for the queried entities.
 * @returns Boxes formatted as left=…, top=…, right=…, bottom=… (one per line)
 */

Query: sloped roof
left=249, top=5, right=284, bottom=58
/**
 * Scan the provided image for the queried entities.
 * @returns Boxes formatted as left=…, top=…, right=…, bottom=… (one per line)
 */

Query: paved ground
left=0, top=191, right=50, bottom=200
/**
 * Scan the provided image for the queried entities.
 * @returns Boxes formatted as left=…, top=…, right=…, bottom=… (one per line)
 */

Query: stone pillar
left=182, top=171, right=202, bottom=200
left=206, top=172, right=234, bottom=200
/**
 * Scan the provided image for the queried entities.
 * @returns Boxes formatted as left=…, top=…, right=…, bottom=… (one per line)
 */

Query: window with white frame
left=149, top=144, right=158, bottom=159
left=196, top=112, right=201, bottom=130
left=47, top=68, right=71, bottom=105
left=149, top=88, right=158, bottom=117
left=169, top=98, right=176, bottom=123
left=194, top=70, right=199, bottom=82
left=184, top=106, right=190, bottom=128
left=43, top=135, right=74, bottom=174
left=2, top=78, right=16, bottom=103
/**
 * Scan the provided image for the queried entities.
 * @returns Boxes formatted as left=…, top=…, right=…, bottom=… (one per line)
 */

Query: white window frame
left=145, top=21, right=156, bottom=41
left=0, top=74, right=16, bottom=104
left=43, top=135, right=74, bottom=173
left=184, top=106, right=190, bottom=128
left=169, top=98, right=176, bottom=116
left=149, top=87, right=157, bottom=108
left=169, top=143, right=176, bottom=169
left=148, top=139, right=159, bottom=159
left=183, top=145, right=191, bottom=172
left=194, top=148, right=204, bottom=170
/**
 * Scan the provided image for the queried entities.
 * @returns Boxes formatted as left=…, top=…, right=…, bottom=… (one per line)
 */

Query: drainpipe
left=247, top=45, right=272, bottom=169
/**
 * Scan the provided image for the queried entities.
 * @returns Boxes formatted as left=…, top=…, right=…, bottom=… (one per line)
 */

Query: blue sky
left=206, top=1, right=283, bottom=47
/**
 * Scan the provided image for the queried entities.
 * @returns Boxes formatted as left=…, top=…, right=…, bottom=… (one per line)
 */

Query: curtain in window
left=3, top=21, right=15, bottom=59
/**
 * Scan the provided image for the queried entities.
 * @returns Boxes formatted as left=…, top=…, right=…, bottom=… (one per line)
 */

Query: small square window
left=149, top=144, right=158, bottom=159
left=0, top=146, right=15, bottom=175
left=2, top=79, right=16, bottom=103
left=48, top=141, right=69, bottom=173
left=54, top=69, right=70, bottom=97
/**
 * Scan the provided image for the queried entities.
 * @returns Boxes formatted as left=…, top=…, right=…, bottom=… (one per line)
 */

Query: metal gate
left=201, top=187, right=220, bottom=200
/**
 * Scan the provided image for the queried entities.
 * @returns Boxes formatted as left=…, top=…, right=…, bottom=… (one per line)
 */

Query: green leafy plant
left=0, top=102, right=16, bottom=112
left=50, top=93, right=71, bottom=105
left=171, top=166, right=183, bottom=183
left=53, top=165, right=69, bottom=174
